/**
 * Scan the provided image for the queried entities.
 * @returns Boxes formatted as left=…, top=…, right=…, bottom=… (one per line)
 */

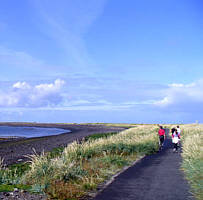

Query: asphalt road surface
left=93, top=129, right=194, bottom=200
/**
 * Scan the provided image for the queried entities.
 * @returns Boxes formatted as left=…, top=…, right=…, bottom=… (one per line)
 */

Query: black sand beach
left=0, top=123, right=126, bottom=165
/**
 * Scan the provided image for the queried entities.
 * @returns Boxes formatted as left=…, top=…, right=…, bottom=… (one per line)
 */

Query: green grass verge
left=0, top=126, right=159, bottom=199
left=84, top=132, right=119, bottom=141
left=181, top=125, right=203, bottom=200
left=21, top=126, right=159, bottom=199
left=47, top=132, right=121, bottom=159
left=8, top=163, right=30, bottom=176
left=0, top=184, right=31, bottom=192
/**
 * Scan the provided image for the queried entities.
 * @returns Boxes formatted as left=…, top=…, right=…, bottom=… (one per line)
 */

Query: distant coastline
left=0, top=122, right=76, bottom=128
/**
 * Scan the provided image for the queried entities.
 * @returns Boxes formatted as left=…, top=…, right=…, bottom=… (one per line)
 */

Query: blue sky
left=0, top=0, right=203, bottom=123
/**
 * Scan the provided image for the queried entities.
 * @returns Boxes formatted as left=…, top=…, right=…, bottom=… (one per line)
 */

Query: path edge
left=86, top=155, right=145, bottom=199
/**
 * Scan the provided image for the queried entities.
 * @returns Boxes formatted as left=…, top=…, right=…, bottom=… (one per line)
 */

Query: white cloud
left=13, top=82, right=31, bottom=90
left=168, top=83, right=184, bottom=88
left=0, top=94, right=19, bottom=107
left=35, top=79, right=65, bottom=91
left=155, top=79, right=203, bottom=111
left=0, top=79, right=65, bottom=107
left=0, top=77, right=169, bottom=112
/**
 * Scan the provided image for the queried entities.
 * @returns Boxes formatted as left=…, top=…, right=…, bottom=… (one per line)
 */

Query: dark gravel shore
left=0, top=123, right=126, bottom=166
left=0, top=123, right=126, bottom=199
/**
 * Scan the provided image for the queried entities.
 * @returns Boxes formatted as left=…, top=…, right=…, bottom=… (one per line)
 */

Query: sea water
left=0, top=126, right=70, bottom=138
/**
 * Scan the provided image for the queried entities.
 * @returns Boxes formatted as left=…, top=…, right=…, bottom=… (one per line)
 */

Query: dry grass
left=21, top=125, right=159, bottom=199
left=0, top=157, right=4, bottom=169
left=180, top=124, right=203, bottom=200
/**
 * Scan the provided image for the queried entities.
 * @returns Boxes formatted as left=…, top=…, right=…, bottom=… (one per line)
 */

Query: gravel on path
left=93, top=129, right=194, bottom=200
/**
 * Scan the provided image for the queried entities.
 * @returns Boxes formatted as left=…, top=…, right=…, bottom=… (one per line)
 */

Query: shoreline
left=0, top=125, right=70, bottom=139
left=0, top=123, right=126, bottom=166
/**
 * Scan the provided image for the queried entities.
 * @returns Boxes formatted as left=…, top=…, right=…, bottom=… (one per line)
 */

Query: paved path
left=93, top=130, right=194, bottom=200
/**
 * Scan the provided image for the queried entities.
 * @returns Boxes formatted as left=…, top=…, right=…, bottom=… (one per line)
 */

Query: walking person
left=176, top=125, right=181, bottom=137
left=171, top=128, right=179, bottom=152
left=158, top=126, right=165, bottom=150
left=176, top=125, right=181, bottom=147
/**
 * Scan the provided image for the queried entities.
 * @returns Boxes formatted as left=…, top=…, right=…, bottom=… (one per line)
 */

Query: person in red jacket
left=158, top=126, right=165, bottom=149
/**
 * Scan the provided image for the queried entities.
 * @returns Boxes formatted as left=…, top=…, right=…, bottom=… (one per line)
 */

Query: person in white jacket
left=176, top=125, right=181, bottom=146
left=177, top=126, right=181, bottom=137
left=171, top=128, right=179, bottom=152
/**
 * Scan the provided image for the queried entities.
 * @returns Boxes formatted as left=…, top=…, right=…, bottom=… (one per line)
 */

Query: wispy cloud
left=0, top=46, right=43, bottom=68
left=0, top=46, right=75, bottom=80
left=31, top=0, right=107, bottom=71
left=0, top=104, right=133, bottom=112
left=0, top=46, right=51, bottom=80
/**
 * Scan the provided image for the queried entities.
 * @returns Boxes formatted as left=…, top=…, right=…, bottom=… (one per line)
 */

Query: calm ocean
left=0, top=126, right=70, bottom=138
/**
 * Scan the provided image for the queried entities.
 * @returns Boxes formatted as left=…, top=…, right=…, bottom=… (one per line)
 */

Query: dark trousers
left=159, top=135, right=164, bottom=146
left=174, top=143, right=178, bottom=150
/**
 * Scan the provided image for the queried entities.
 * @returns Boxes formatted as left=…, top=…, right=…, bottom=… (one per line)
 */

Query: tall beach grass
left=181, top=124, right=203, bottom=200
left=20, top=125, right=159, bottom=199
